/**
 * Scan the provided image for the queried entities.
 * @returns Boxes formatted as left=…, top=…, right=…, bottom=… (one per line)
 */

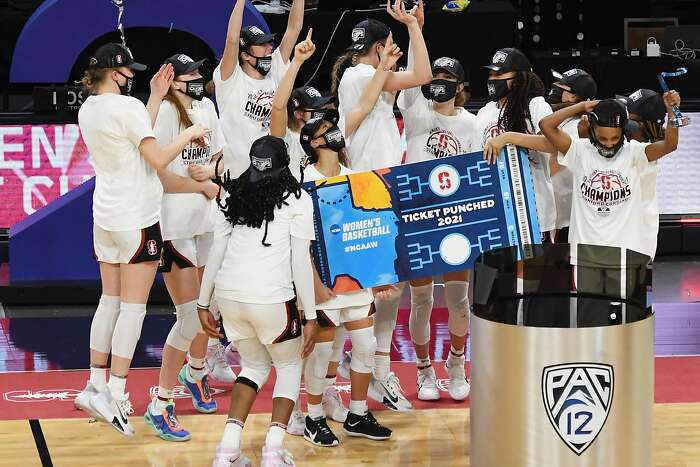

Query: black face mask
left=421, top=79, right=458, bottom=103
left=306, top=109, right=327, bottom=122
left=116, top=71, right=133, bottom=96
left=546, top=85, right=563, bottom=105
left=318, top=125, right=346, bottom=152
left=487, top=78, right=510, bottom=102
left=249, top=53, right=272, bottom=76
left=182, top=77, right=205, bottom=101
left=588, top=125, right=625, bottom=158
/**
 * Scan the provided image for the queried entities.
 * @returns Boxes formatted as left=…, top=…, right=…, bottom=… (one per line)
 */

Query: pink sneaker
left=261, top=446, right=295, bottom=466
left=211, top=445, right=251, bottom=467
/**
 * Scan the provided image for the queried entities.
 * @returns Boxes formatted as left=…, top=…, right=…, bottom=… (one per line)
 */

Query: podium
left=470, top=244, right=653, bottom=467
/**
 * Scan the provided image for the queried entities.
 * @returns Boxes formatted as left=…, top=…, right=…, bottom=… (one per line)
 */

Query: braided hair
left=497, top=71, right=545, bottom=134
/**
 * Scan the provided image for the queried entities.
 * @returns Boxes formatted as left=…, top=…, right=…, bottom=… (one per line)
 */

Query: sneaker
left=224, top=343, right=240, bottom=367
left=212, top=445, right=252, bottom=467
left=74, top=381, right=102, bottom=420
left=261, top=446, right=295, bottom=467
left=89, top=386, right=135, bottom=437
left=303, top=415, right=340, bottom=447
left=336, top=350, right=352, bottom=380
left=322, top=385, right=349, bottom=423
left=178, top=365, right=217, bottom=413
left=144, top=399, right=191, bottom=442
left=286, top=404, right=305, bottom=436
left=417, top=366, right=441, bottom=401
left=445, top=359, right=470, bottom=401
left=368, top=371, right=413, bottom=411
left=206, top=343, right=237, bottom=385
left=343, top=411, right=392, bottom=440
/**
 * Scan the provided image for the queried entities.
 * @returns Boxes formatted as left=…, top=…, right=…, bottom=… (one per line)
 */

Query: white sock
left=308, top=403, right=324, bottom=420
left=90, top=367, right=107, bottom=390
left=374, top=354, right=390, bottom=381
left=265, top=423, right=286, bottom=449
left=150, top=395, right=170, bottom=415
left=416, top=357, right=431, bottom=371
left=188, top=357, right=207, bottom=381
left=222, top=419, right=244, bottom=451
left=108, top=373, right=126, bottom=399
left=349, top=399, right=368, bottom=416
left=157, top=386, right=173, bottom=400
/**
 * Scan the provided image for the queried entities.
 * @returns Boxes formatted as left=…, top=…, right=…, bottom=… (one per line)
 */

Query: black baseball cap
left=89, top=43, right=146, bottom=71
left=288, top=86, right=335, bottom=113
left=551, top=68, right=597, bottom=100
left=247, top=135, right=290, bottom=183
left=483, top=48, right=531, bottom=73
left=347, top=19, right=391, bottom=52
left=240, top=25, right=276, bottom=50
left=624, top=89, right=666, bottom=123
left=590, top=99, right=628, bottom=128
left=165, top=54, right=206, bottom=77
left=300, top=108, right=340, bottom=159
left=432, top=57, right=467, bottom=84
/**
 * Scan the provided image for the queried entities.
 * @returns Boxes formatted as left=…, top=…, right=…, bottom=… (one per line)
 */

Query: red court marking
left=1, top=357, right=699, bottom=421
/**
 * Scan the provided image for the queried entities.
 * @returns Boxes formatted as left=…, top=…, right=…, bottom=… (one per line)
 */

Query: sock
left=448, top=346, right=466, bottom=368
left=308, top=403, right=324, bottom=420
left=150, top=394, right=171, bottom=415
left=222, top=418, right=244, bottom=451
left=90, top=366, right=107, bottom=390
left=374, top=354, right=390, bottom=381
left=416, top=357, right=431, bottom=371
left=157, top=386, right=173, bottom=400
left=349, top=399, right=368, bottom=416
left=188, top=357, right=207, bottom=381
left=108, top=373, right=126, bottom=399
left=265, top=423, right=286, bottom=449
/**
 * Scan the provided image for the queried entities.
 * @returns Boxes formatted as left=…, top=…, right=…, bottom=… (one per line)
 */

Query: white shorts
left=93, top=223, right=163, bottom=264
left=317, top=303, right=376, bottom=328
left=159, top=233, right=213, bottom=272
left=216, top=296, right=302, bottom=345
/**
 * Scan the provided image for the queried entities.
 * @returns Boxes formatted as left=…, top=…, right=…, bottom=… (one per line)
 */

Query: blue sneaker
left=178, top=364, right=217, bottom=413
left=144, top=399, right=191, bottom=442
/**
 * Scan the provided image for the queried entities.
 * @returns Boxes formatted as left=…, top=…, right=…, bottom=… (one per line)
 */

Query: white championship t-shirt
left=558, top=138, right=653, bottom=258
left=284, top=129, right=307, bottom=182
left=552, top=116, right=580, bottom=229
left=79, top=93, right=161, bottom=231
left=303, top=163, right=375, bottom=310
left=213, top=190, right=316, bottom=304
left=472, top=96, right=557, bottom=233
left=397, top=87, right=476, bottom=163
left=214, top=49, right=289, bottom=178
left=154, top=97, right=224, bottom=240
left=338, top=63, right=402, bottom=171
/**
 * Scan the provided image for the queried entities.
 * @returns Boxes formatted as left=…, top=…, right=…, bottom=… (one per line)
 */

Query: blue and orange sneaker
left=144, top=399, right=191, bottom=442
left=177, top=364, right=217, bottom=414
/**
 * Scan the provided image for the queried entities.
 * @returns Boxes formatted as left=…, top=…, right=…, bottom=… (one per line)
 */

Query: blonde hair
left=455, top=88, right=468, bottom=107
left=81, top=68, right=111, bottom=94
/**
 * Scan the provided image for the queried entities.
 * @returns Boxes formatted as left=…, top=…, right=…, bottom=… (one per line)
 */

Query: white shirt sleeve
left=528, top=96, right=554, bottom=134
left=123, top=97, right=156, bottom=148
left=559, top=137, right=583, bottom=171
left=629, top=140, right=651, bottom=170
left=204, top=98, right=224, bottom=155
left=197, top=207, right=232, bottom=308
left=290, top=192, right=316, bottom=241
left=153, top=101, right=178, bottom=145
left=213, top=63, right=241, bottom=107
left=271, top=48, right=291, bottom=85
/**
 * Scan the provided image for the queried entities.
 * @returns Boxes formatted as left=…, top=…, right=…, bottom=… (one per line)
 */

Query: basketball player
left=143, top=53, right=227, bottom=442
left=74, top=43, right=209, bottom=436
left=198, top=136, right=317, bottom=466
left=333, top=0, right=432, bottom=412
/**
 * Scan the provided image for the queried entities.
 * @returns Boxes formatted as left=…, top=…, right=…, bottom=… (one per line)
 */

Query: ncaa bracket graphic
left=304, top=145, right=542, bottom=291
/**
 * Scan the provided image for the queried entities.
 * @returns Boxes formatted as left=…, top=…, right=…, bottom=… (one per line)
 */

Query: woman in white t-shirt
left=74, top=43, right=209, bottom=437
left=332, top=0, right=433, bottom=412
left=198, top=135, right=318, bottom=467
left=142, top=54, right=228, bottom=442
left=397, top=54, right=474, bottom=402
left=540, top=95, right=681, bottom=260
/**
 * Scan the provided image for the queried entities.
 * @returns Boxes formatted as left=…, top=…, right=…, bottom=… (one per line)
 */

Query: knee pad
left=349, top=327, right=377, bottom=374
left=373, top=282, right=406, bottom=353
left=305, top=341, right=333, bottom=396
left=90, top=295, right=120, bottom=354
left=445, top=281, right=470, bottom=337
left=236, top=339, right=272, bottom=390
left=331, top=329, right=346, bottom=364
left=111, top=302, right=147, bottom=359
left=409, top=284, right=434, bottom=346
left=273, top=357, right=303, bottom=401
left=165, top=300, right=202, bottom=352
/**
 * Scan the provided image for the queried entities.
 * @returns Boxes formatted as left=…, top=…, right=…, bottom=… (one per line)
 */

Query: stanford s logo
left=542, top=363, right=614, bottom=456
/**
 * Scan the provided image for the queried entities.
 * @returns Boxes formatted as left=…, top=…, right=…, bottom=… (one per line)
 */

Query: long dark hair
left=498, top=71, right=545, bottom=134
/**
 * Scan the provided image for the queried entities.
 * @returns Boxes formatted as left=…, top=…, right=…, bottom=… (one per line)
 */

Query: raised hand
left=663, top=90, right=681, bottom=110
left=387, top=0, right=418, bottom=26
left=379, top=32, right=403, bottom=71
left=581, top=99, right=600, bottom=114
left=150, top=63, right=174, bottom=99
left=412, top=0, right=425, bottom=29
left=187, top=124, right=212, bottom=141
left=294, top=28, right=316, bottom=63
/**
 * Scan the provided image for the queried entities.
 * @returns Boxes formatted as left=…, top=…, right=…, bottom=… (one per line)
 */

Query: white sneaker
left=206, top=343, right=237, bottom=385
left=261, top=446, right=295, bottom=467
left=445, top=359, right=470, bottom=401
left=212, top=445, right=252, bottom=467
left=368, top=371, right=413, bottom=411
left=286, top=404, right=305, bottom=436
left=417, top=366, right=441, bottom=401
left=336, top=350, right=352, bottom=381
left=322, top=385, right=349, bottom=423
left=74, top=381, right=102, bottom=420
left=89, top=387, right=135, bottom=437
left=224, top=343, right=240, bottom=367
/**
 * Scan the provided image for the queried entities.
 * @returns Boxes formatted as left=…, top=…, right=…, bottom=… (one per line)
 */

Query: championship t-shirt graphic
left=181, top=133, right=212, bottom=166
left=244, top=89, right=274, bottom=126
left=426, top=128, right=462, bottom=158
left=482, top=123, right=504, bottom=148
left=580, top=169, right=632, bottom=216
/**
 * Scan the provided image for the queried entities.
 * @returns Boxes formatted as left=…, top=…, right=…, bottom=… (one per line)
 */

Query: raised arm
left=484, top=132, right=556, bottom=164
left=540, top=101, right=596, bottom=155
left=220, top=0, right=246, bottom=81
left=146, top=64, right=174, bottom=126
left=277, top=0, right=305, bottom=62
left=139, top=125, right=210, bottom=171
left=644, top=91, right=680, bottom=162
left=270, top=29, right=315, bottom=138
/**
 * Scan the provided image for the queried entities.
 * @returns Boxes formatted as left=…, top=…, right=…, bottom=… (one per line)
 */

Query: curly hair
left=498, top=71, right=545, bottom=134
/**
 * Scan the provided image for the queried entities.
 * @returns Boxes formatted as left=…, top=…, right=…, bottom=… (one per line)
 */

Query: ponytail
left=331, top=51, right=359, bottom=97
left=81, top=68, right=110, bottom=94
left=163, top=91, right=205, bottom=147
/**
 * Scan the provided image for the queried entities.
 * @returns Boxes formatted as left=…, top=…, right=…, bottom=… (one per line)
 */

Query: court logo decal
left=4, top=389, right=82, bottom=402
left=542, top=363, right=614, bottom=456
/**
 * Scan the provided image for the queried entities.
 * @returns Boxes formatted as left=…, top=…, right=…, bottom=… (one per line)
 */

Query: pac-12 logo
left=429, top=164, right=460, bottom=197
left=542, top=363, right=614, bottom=456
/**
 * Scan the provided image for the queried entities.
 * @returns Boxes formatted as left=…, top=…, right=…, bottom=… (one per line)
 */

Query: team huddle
left=73, top=0, right=681, bottom=466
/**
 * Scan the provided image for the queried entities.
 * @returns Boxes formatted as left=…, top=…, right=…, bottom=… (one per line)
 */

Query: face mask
left=182, top=77, right=205, bottom=101
left=116, top=70, right=133, bottom=96
left=249, top=53, right=272, bottom=76
left=421, top=79, right=458, bottom=103
left=546, top=85, right=563, bottom=105
left=588, top=125, right=625, bottom=158
left=304, top=109, right=327, bottom=123
left=318, top=125, right=346, bottom=152
left=487, top=78, right=510, bottom=102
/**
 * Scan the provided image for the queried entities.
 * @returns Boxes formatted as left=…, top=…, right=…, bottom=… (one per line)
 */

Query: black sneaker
left=303, top=415, right=340, bottom=447
left=342, top=411, right=392, bottom=440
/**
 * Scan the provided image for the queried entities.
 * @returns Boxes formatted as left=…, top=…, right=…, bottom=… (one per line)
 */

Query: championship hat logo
left=542, top=363, right=614, bottom=456
left=493, top=51, right=508, bottom=64
left=252, top=156, right=272, bottom=171
left=629, top=89, right=644, bottom=102
left=563, top=69, right=579, bottom=77
left=351, top=28, right=366, bottom=42
left=434, top=57, right=455, bottom=68
left=306, top=88, right=322, bottom=98
left=249, top=26, right=265, bottom=36
left=177, top=54, right=193, bottom=64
